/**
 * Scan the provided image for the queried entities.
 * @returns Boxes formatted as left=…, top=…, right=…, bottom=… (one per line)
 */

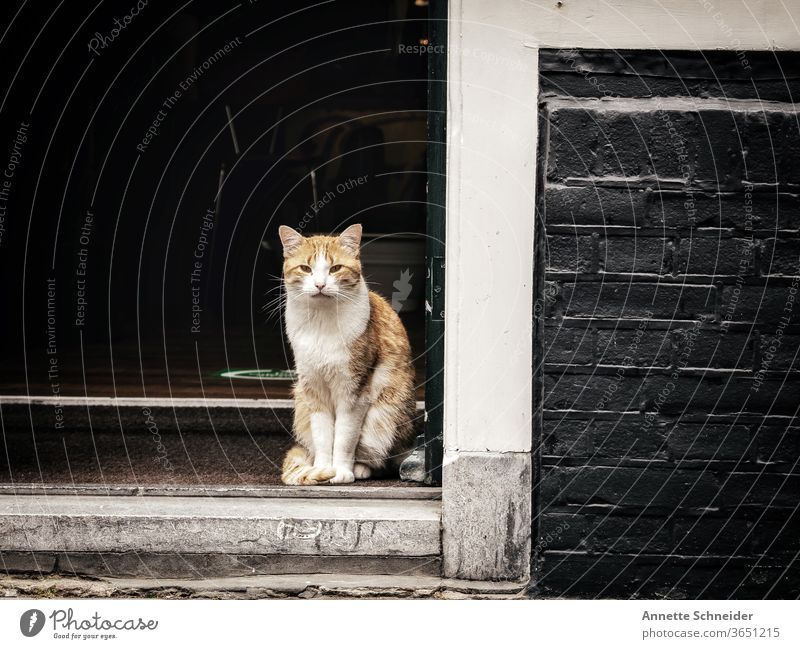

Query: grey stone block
left=442, top=452, right=532, bottom=581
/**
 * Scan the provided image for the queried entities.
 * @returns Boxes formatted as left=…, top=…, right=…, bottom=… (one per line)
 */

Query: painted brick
left=538, top=54, right=800, bottom=600
left=537, top=552, right=799, bottom=598
left=675, top=329, right=754, bottom=369
left=722, top=473, right=800, bottom=507
left=602, top=237, right=673, bottom=274
left=546, top=329, right=745, bottom=373
left=544, top=418, right=668, bottom=460
left=536, top=512, right=593, bottom=552
left=540, top=512, right=672, bottom=554
left=544, top=374, right=797, bottom=415
left=691, top=109, right=744, bottom=186
left=747, top=513, right=800, bottom=555
left=719, top=285, right=796, bottom=322
left=678, top=237, right=755, bottom=276
left=762, top=238, right=800, bottom=276
left=543, top=325, right=595, bottom=365
left=547, top=108, right=648, bottom=179
left=546, top=420, right=755, bottom=462
left=561, top=282, right=715, bottom=319
left=674, top=517, right=753, bottom=555
left=550, top=466, right=720, bottom=508
left=757, top=425, right=800, bottom=463
left=540, top=71, right=800, bottom=104
left=543, top=419, right=594, bottom=458
left=592, top=420, right=669, bottom=460
left=548, top=106, right=800, bottom=186
left=674, top=512, right=800, bottom=556
left=544, top=185, right=800, bottom=230
left=665, top=423, right=753, bottom=460
left=546, top=235, right=594, bottom=272
left=680, top=191, right=800, bottom=230
left=759, top=334, right=800, bottom=371
left=538, top=466, right=563, bottom=508
left=596, top=328, right=672, bottom=367
left=741, top=111, right=800, bottom=187
left=544, top=186, right=650, bottom=226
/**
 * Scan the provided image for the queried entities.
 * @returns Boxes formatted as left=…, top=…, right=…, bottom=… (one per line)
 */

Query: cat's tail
left=281, top=445, right=336, bottom=485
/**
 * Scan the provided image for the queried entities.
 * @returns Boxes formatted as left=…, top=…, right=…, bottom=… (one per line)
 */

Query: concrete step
left=0, top=495, right=441, bottom=557
left=0, top=550, right=442, bottom=579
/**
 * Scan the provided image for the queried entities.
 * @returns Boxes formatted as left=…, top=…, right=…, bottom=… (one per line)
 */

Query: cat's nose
left=315, top=281, right=326, bottom=291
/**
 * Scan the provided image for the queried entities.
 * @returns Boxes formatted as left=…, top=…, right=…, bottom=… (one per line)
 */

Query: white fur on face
left=299, top=252, right=341, bottom=298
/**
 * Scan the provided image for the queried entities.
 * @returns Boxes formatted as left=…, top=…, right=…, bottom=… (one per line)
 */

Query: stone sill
left=0, top=494, right=441, bottom=559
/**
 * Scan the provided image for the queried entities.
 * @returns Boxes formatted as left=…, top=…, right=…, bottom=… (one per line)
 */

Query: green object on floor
left=216, top=368, right=297, bottom=381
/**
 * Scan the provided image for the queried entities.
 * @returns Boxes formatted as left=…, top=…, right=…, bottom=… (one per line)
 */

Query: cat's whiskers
left=259, top=286, right=286, bottom=311
left=260, top=284, right=291, bottom=324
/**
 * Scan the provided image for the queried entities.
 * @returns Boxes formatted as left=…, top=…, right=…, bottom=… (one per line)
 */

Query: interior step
left=0, top=396, right=428, bottom=487
left=0, top=483, right=441, bottom=499
left=0, top=495, right=441, bottom=558
left=0, top=396, right=425, bottom=436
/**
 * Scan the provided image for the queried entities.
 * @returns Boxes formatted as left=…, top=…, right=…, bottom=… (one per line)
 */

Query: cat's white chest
left=286, top=303, right=367, bottom=379
left=289, top=324, right=359, bottom=404
left=290, top=327, right=351, bottom=374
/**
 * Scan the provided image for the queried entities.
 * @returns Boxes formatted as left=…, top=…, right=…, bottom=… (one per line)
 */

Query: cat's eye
left=299, top=265, right=312, bottom=273
left=329, top=264, right=343, bottom=273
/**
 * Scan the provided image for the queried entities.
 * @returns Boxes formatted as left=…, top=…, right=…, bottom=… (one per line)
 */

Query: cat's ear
left=278, top=225, right=304, bottom=257
left=338, top=223, right=362, bottom=256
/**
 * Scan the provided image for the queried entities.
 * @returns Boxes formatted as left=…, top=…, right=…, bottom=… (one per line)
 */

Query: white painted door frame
left=441, top=0, right=800, bottom=581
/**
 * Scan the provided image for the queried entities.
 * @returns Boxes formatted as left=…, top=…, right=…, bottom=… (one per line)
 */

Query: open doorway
left=0, top=1, right=439, bottom=488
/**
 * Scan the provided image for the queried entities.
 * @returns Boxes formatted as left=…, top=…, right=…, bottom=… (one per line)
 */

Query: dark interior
left=0, top=1, right=430, bottom=486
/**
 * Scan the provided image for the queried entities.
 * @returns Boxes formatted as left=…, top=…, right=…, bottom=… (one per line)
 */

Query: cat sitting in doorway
left=278, top=224, right=416, bottom=485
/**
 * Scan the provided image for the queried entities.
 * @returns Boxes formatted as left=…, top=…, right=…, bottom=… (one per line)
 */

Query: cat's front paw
left=327, top=467, right=355, bottom=484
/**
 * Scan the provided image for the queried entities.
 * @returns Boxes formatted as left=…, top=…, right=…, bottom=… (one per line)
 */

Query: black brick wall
left=533, top=50, right=800, bottom=599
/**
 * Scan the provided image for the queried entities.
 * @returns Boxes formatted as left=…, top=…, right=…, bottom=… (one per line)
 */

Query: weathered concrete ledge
left=0, top=574, right=529, bottom=599
left=0, top=551, right=442, bottom=579
left=0, top=495, right=440, bottom=557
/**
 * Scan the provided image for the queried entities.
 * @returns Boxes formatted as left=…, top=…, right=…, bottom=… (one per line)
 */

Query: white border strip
left=443, top=2, right=537, bottom=454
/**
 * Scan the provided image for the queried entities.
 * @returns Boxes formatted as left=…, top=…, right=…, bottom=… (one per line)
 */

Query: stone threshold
left=0, top=483, right=441, bottom=500
left=0, top=574, right=529, bottom=599
left=0, top=494, right=441, bottom=558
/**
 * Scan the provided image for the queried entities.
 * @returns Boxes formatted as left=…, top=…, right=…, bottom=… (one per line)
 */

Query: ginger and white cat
left=278, top=223, right=416, bottom=485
